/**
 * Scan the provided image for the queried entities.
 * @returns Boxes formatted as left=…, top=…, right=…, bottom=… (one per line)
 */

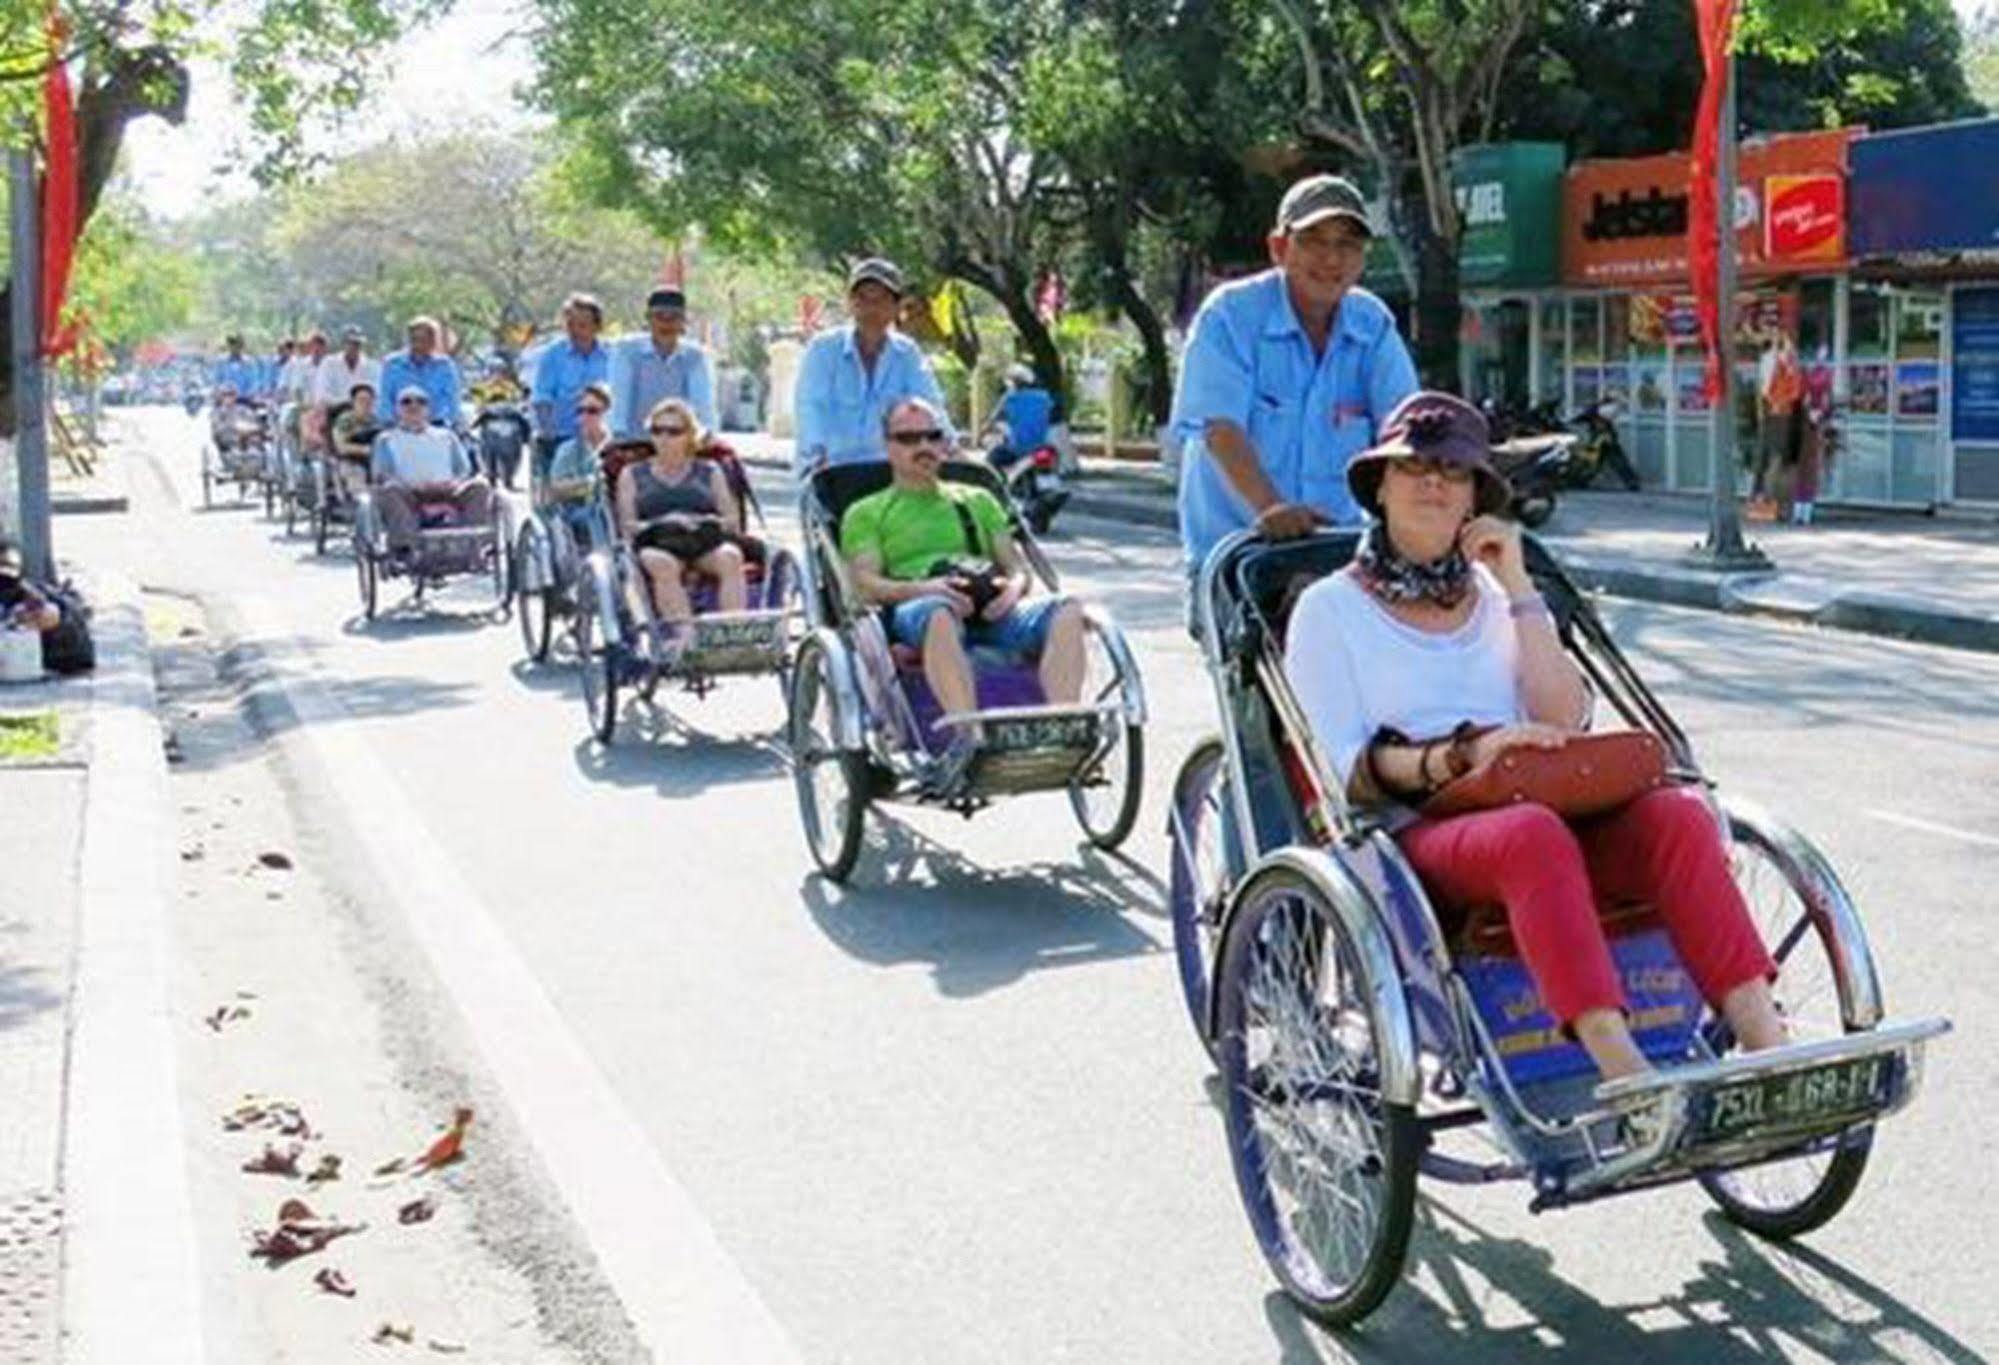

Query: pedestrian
left=1751, top=329, right=1802, bottom=521
left=1170, top=172, right=1418, bottom=602
left=532, top=293, right=612, bottom=487
left=379, top=315, right=465, bottom=428
left=792, top=257, right=952, bottom=476
left=1794, top=347, right=1836, bottom=527
left=609, top=287, right=717, bottom=439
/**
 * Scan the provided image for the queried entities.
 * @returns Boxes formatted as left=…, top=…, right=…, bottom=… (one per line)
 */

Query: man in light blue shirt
left=609, top=288, right=716, bottom=438
left=1171, top=173, right=1417, bottom=580
left=211, top=334, right=261, bottom=401
left=793, top=257, right=952, bottom=476
left=378, top=315, right=465, bottom=428
left=531, top=292, right=611, bottom=482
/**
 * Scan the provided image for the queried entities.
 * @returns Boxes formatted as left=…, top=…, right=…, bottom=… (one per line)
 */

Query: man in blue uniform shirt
left=210, top=334, right=261, bottom=402
left=532, top=292, right=612, bottom=483
left=379, top=316, right=465, bottom=427
left=1171, top=173, right=1417, bottom=584
left=793, top=257, right=952, bottom=476
left=609, top=287, right=717, bottom=438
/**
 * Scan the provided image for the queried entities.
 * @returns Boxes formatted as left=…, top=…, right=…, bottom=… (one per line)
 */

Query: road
left=69, top=407, right=1998, bottom=1363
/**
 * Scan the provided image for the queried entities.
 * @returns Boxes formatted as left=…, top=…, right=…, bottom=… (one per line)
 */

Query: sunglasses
left=1387, top=455, right=1472, bottom=484
left=650, top=423, right=689, bottom=436
left=888, top=429, right=946, bottom=446
left=577, top=404, right=607, bottom=417
left=398, top=397, right=428, bottom=408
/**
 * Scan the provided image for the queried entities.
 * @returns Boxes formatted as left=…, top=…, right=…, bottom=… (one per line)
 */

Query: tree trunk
left=948, top=258, right=1065, bottom=410
left=1409, top=221, right=1461, bottom=390
left=1112, top=274, right=1172, bottom=429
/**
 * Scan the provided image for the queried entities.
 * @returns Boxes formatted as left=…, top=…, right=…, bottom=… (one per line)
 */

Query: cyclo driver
left=369, top=386, right=492, bottom=562
left=840, top=397, right=1085, bottom=780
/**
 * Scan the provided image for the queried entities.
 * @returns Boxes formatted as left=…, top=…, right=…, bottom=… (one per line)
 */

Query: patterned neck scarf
left=1354, top=523, right=1473, bottom=609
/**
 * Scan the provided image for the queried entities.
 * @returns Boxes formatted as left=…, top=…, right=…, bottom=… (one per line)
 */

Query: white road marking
left=1865, top=809, right=1999, bottom=851
left=63, top=577, right=208, bottom=1365
left=235, top=592, right=803, bottom=1364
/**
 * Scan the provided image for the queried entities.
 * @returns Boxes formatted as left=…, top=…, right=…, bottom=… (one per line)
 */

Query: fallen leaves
left=313, top=1266, right=357, bottom=1298
left=204, top=1003, right=252, bottom=1032
left=241, top=1143, right=303, bottom=1178
left=396, top=1197, right=435, bottom=1226
left=221, top=1095, right=315, bottom=1139
left=306, top=1154, right=343, bottom=1186
left=257, top=850, right=294, bottom=871
left=248, top=1198, right=365, bottom=1266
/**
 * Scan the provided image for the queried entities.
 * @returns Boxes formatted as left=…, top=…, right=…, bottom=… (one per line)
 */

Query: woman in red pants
left=1284, top=392, right=1784, bottom=1081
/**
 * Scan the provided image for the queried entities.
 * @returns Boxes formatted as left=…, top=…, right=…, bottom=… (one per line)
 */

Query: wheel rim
left=576, top=602, right=606, bottom=722
left=1069, top=622, right=1137, bottom=842
left=1703, top=834, right=1849, bottom=1215
left=1169, top=740, right=1230, bottom=1038
left=516, top=540, right=550, bottom=660
left=790, top=643, right=853, bottom=866
left=1222, top=878, right=1394, bottom=1305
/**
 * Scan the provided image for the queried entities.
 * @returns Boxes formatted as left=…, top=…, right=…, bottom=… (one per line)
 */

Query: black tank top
left=632, top=458, right=718, bottom=522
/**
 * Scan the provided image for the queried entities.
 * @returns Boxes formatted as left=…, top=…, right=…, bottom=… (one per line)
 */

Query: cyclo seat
left=607, top=438, right=770, bottom=594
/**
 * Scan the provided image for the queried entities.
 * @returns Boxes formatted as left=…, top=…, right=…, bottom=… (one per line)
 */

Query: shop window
left=1604, top=296, right=1632, bottom=363
left=1798, top=278, right=1835, bottom=362
left=1536, top=298, right=1565, bottom=405
left=1849, top=283, right=1890, bottom=360
left=1570, top=297, right=1603, bottom=363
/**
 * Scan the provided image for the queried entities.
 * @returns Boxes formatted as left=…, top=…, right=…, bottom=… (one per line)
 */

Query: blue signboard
left=1954, top=287, right=1999, bottom=444
left=1851, top=120, right=1999, bottom=258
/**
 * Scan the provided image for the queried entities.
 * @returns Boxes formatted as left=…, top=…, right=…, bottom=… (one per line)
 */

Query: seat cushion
left=898, top=655, right=1045, bottom=751
left=1453, top=899, right=1660, bottom=960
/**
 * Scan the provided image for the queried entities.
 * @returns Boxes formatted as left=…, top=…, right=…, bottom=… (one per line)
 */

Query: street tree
left=64, top=186, right=198, bottom=355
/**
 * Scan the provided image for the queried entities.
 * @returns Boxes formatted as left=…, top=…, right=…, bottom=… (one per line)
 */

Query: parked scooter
left=988, top=440, right=1069, bottom=535
left=472, top=400, right=533, bottom=490
left=182, top=386, right=205, bottom=417
left=1491, top=432, right=1578, bottom=528
left=1561, top=399, right=1642, bottom=490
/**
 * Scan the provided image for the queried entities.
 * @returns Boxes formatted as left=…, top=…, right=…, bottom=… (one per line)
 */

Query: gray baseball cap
left=1275, top=174, right=1373, bottom=236
left=847, top=257, right=906, bottom=297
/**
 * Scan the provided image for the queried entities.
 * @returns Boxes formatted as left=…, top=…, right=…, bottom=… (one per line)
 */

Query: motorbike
left=1491, top=432, right=1578, bottom=528
left=472, top=401, right=533, bottom=490
left=182, top=388, right=205, bottom=417
left=987, top=440, right=1069, bottom=535
left=1561, top=399, right=1642, bottom=491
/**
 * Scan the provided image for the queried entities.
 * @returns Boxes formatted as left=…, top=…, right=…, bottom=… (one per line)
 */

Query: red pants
left=1397, top=787, right=1775, bottom=1025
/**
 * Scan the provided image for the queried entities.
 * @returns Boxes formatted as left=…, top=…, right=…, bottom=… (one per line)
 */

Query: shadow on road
left=799, top=811, right=1165, bottom=996
left=1265, top=1198, right=1984, bottom=1364
left=570, top=713, right=789, bottom=798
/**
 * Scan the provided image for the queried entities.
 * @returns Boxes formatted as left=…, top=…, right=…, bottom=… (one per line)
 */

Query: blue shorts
left=888, top=594, right=1071, bottom=658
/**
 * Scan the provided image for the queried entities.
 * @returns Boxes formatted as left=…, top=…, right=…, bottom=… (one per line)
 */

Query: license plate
left=988, top=714, right=1099, bottom=753
left=1039, top=473, right=1065, bottom=492
left=1697, top=1054, right=1894, bottom=1142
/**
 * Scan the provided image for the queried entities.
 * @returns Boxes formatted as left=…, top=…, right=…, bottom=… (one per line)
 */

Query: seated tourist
left=613, top=397, right=750, bottom=630
left=368, top=386, right=490, bottom=557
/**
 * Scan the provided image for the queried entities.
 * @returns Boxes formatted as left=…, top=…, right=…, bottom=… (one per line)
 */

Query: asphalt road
left=74, top=407, right=1998, bottom=1363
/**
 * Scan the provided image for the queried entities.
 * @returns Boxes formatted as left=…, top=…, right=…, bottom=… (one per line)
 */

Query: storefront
left=1550, top=128, right=1855, bottom=497
left=1849, top=117, right=1999, bottom=508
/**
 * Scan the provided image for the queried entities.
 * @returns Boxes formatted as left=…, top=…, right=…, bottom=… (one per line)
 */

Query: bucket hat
left=1348, top=391, right=1511, bottom=518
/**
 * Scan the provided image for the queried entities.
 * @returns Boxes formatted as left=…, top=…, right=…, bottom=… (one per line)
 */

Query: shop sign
left=1366, top=142, right=1564, bottom=295
left=1562, top=128, right=1854, bottom=287
left=1953, top=286, right=1999, bottom=443
left=1627, top=292, right=1797, bottom=347
left=1852, top=119, right=1999, bottom=260
left=1765, top=174, right=1844, bottom=262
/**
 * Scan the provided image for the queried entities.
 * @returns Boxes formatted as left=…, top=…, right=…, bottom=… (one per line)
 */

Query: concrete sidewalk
left=0, top=572, right=203, bottom=1364
left=733, top=434, right=1999, bottom=654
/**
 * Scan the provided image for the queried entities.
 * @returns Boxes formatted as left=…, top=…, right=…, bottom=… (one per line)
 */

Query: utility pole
left=1687, top=51, right=1771, bottom=572
left=10, top=143, right=52, bottom=581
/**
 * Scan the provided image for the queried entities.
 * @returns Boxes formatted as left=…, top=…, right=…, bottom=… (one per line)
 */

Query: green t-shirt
left=840, top=482, right=1009, bottom=581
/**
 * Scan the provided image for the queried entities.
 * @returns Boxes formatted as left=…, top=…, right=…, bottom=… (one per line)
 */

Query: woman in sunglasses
left=613, top=396, right=749, bottom=628
left=545, top=381, right=616, bottom=546
left=1282, top=391, right=1785, bottom=1084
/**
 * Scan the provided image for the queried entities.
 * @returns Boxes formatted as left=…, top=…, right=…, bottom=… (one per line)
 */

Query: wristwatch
left=1446, top=721, right=1482, bottom=778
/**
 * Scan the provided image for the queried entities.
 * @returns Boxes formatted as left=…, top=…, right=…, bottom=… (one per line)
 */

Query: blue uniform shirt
left=792, top=325, right=951, bottom=474
left=608, top=335, right=716, bottom=438
left=378, top=351, right=465, bottom=427
left=532, top=338, right=612, bottom=441
left=998, top=387, right=1053, bottom=451
left=1171, top=271, right=1417, bottom=573
left=211, top=356, right=262, bottom=397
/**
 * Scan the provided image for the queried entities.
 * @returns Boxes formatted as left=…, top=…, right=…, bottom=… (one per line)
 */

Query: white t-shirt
left=371, top=426, right=468, bottom=485
left=1283, top=565, right=1524, bottom=787
left=315, top=355, right=381, bottom=406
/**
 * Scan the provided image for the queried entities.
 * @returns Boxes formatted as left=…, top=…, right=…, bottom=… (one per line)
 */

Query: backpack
left=40, top=579, right=95, bottom=674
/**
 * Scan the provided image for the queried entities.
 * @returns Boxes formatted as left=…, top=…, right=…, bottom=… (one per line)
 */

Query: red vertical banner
left=40, top=8, right=80, bottom=357
left=1688, top=0, right=1737, bottom=401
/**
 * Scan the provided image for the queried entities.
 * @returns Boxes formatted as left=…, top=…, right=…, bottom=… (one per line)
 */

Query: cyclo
left=200, top=394, right=277, bottom=509
left=786, top=457, right=1146, bottom=884
left=1168, top=526, right=1950, bottom=1328
left=564, top=438, right=801, bottom=744
left=306, top=398, right=381, bottom=556
left=350, top=423, right=506, bottom=622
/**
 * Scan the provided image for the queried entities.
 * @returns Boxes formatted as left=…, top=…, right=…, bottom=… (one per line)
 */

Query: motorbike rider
left=793, top=257, right=952, bottom=476
left=609, top=287, right=716, bottom=438
left=532, top=293, right=611, bottom=487
left=982, top=363, right=1054, bottom=472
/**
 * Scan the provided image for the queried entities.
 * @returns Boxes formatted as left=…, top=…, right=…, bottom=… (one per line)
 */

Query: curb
left=61, top=570, right=207, bottom=1364
left=741, top=450, right=1998, bottom=653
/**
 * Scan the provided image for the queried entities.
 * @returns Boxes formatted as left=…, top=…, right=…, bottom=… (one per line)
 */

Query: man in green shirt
left=841, top=398, right=1085, bottom=732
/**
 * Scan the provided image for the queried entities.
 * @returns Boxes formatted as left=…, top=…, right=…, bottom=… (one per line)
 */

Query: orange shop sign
left=1562, top=128, right=1854, bottom=287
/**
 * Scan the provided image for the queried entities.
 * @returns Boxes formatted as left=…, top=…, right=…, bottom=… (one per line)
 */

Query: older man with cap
left=531, top=292, right=612, bottom=484
left=1171, top=172, right=1417, bottom=595
left=609, top=287, right=716, bottom=439
left=379, top=315, right=464, bottom=428
left=369, top=385, right=489, bottom=558
left=792, top=256, right=952, bottom=476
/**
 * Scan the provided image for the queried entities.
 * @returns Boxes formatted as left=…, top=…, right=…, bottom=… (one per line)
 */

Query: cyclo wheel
left=200, top=451, right=214, bottom=509
left=1167, top=736, right=1230, bottom=1048
left=514, top=527, right=553, bottom=663
left=573, top=593, right=619, bottom=744
left=787, top=632, right=867, bottom=883
left=1215, top=860, right=1418, bottom=1330
left=1067, top=615, right=1144, bottom=850
left=356, top=548, right=378, bottom=621
left=490, top=504, right=511, bottom=613
left=1698, top=813, right=1874, bottom=1238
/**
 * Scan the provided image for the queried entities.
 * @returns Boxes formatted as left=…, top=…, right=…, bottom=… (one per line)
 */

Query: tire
left=1517, top=495, right=1556, bottom=528
left=1027, top=504, right=1054, bottom=535
left=201, top=461, right=214, bottom=510
left=574, top=596, right=619, bottom=744
left=1215, top=863, right=1418, bottom=1330
left=356, top=549, right=378, bottom=622
left=313, top=494, right=330, bottom=556
left=491, top=507, right=512, bottom=614
left=788, top=634, right=867, bottom=882
left=515, top=532, right=553, bottom=663
left=1698, top=819, right=1875, bottom=1239
left=1071, top=724, right=1143, bottom=851
left=1167, top=737, right=1230, bottom=1048
left=263, top=472, right=276, bottom=519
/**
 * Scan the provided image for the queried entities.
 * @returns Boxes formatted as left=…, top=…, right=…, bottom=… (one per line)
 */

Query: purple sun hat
left=1347, top=391, right=1511, bottom=518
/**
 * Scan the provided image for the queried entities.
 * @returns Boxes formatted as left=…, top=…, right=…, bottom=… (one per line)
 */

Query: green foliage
left=66, top=189, right=198, bottom=352
left=1967, top=3, right=1999, bottom=111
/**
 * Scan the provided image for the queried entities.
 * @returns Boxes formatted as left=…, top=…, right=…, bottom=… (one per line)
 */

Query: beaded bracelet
left=1508, top=593, right=1550, bottom=621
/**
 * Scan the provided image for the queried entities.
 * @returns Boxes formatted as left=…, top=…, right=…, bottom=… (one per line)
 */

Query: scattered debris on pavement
left=221, top=1095, right=316, bottom=1138
left=241, top=1142, right=303, bottom=1177
left=372, top=1322, right=415, bottom=1346
left=306, top=1153, right=343, bottom=1185
left=257, top=849, right=294, bottom=870
left=313, top=1266, right=357, bottom=1298
left=397, top=1196, right=436, bottom=1225
left=375, top=1106, right=474, bottom=1182
left=205, top=1002, right=253, bottom=1031
left=249, top=1198, right=365, bottom=1266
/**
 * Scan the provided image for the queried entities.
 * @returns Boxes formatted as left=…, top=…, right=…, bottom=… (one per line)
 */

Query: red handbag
left=1422, top=731, right=1668, bottom=821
